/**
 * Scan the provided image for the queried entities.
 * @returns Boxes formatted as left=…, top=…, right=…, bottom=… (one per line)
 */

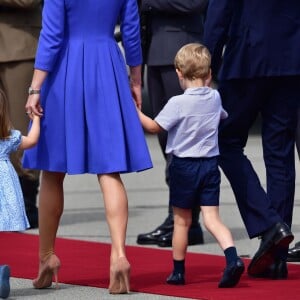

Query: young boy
left=137, top=43, right=244, bottom=288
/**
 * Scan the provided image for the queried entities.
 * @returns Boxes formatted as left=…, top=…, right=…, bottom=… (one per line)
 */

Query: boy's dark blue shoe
left=0, top=265, right=10, bottom=299
left=218, top=258, right=244, bottom=288
left=166, top=271, right=185, bottom=285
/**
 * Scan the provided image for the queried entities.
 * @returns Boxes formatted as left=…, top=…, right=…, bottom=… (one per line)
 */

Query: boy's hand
left=130, top=82, right=142, bottom=110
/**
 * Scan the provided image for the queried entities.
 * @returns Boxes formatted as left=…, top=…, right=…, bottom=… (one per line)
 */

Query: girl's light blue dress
left=23, top=0, right=153, bottom=174
left=0, top=130, right=30, bottom=231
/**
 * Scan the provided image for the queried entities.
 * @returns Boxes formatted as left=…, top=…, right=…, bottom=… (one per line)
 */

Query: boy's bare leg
left=201, top=206, right=234, bottom=250
left=172, top=207, right=192, bottom=260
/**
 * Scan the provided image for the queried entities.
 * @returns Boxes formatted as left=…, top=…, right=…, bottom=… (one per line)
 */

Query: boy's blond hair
left=174, top=43, right=211, bottom=81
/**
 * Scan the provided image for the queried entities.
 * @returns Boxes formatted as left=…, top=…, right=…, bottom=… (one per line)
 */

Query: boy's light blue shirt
left=154, top=86, right=228, bottom=158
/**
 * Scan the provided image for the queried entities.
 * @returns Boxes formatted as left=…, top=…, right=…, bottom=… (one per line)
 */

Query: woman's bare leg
left=38, top=171, right=65, bottom=260
left=98, top=173, right=128, bottom=260
left=98, top=173, right=130, bottom=293
left=33, top=171, right=65, bottom=288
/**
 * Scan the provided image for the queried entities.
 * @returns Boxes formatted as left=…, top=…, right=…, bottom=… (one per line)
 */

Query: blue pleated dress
left=0, top=130, right=30, bottom=231
left=23, top=0, right=152, bottom=174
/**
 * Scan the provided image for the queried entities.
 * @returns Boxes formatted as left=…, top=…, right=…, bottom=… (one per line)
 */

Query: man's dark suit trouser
left=147, top=65, right=200, bottom=224
left=218, top=76, right=299, bottom=238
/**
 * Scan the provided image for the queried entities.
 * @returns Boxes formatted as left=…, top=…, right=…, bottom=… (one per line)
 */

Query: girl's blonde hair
left=174, top=43, right=211, bottom=81
left=0, top=89, right=12, bottom=139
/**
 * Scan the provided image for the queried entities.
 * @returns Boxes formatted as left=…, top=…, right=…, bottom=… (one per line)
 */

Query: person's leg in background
left=262, top=77, right=296, bottom=228
left=218, top=78, right=294, bottom=278
left=137, top=65, right=203, bottom=247
left=259, top=76, right=297, bottom=277
left=0, top=61, right=40, bottom=228
left=218, top=79, right=282, bottom=238
left=295, top=105, right=300, bottom=160
left=286, top=77, right=300, bottom=263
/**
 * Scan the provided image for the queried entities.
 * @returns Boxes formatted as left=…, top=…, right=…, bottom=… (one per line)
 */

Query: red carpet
left=1, top=232, right=300, bottom=299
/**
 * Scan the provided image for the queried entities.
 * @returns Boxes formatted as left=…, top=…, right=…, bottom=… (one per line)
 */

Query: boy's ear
left=205, top=68, right=212, bottom=86
left=206, top=68, right=212, bottom=79
left=176, top=68, right=183, bottom=79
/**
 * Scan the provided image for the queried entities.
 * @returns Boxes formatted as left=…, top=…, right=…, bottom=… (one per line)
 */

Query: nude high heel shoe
left=109, top=257, right=130, bottom=294
left=33, top=254, right=61, bottom=289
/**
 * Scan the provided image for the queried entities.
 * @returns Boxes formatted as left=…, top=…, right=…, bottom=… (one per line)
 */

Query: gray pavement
left=8, top=134, right=300, bottom=299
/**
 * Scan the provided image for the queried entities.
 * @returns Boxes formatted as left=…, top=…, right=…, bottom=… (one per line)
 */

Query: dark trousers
left=296, top=108, right=300, bottom=159
left=218, top=76, right=299, bottom=238
left=147, top=65, right=200, bottom=225
left=147, top=65, right=181, bottom=159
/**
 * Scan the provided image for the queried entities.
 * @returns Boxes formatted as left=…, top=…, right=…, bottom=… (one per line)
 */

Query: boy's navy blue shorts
left=169, top=155, right=220, bottom=209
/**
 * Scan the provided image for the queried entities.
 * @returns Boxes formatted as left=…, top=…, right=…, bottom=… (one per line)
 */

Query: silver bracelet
left=28, top=87, right=41, bottom=95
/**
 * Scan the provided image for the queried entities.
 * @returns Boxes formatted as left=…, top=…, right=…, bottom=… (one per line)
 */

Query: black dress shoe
left=250, top=259, right=288, bottom=279
left=166, top=271, right=185, bottom=285
left=156, top=231, right=173, bottom=247
left=218, top=258, right=245, bottom=288
left=136, top=215, right=174, bottom=245
left=157, top=225, right=204, bottom=247
left=247, top=222, right=294, bottom=276
left=287, top=241, right=300, bottom=262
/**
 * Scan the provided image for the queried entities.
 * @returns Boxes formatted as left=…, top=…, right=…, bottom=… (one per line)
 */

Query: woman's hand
left=25, top=69, right=48, bottom=118
left=25, top=94, right=43, bottom=118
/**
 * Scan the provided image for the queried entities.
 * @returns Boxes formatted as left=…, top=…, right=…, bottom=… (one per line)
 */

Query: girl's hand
left=27, top=113, right=41, bottom=122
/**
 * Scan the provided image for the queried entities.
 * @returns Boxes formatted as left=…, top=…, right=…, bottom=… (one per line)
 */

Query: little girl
left=0, top=89, right=40, bottom=299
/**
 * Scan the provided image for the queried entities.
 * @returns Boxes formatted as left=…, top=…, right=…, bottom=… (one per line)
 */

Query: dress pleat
left=23, top=3, right=153, bottom=175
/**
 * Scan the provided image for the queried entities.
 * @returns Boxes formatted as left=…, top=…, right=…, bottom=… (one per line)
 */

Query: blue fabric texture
left=23, top=0, right=152, bottom=174
left=155, top=87, right=227, bottom=158
left=169, top=156, right=220, bottom=208
left=0, top=130, right=30, bottom=231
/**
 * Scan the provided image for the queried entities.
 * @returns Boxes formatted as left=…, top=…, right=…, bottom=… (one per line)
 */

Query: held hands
left=25, top=93, right=43, bottom=119
left=31, top=113, right=41, bottom=122
left=129, top=65, right=142, bottom=110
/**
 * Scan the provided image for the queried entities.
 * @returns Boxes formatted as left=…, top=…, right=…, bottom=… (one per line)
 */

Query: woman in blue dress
left=23, top=0, right=152, bottom=294
left=0, top=89, right=40, bottom=299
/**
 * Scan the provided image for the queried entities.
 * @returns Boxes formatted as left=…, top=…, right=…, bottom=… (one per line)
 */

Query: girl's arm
left=19, top=115, right=40, bottom=150
left=137, top=108, right=163, bottom=134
